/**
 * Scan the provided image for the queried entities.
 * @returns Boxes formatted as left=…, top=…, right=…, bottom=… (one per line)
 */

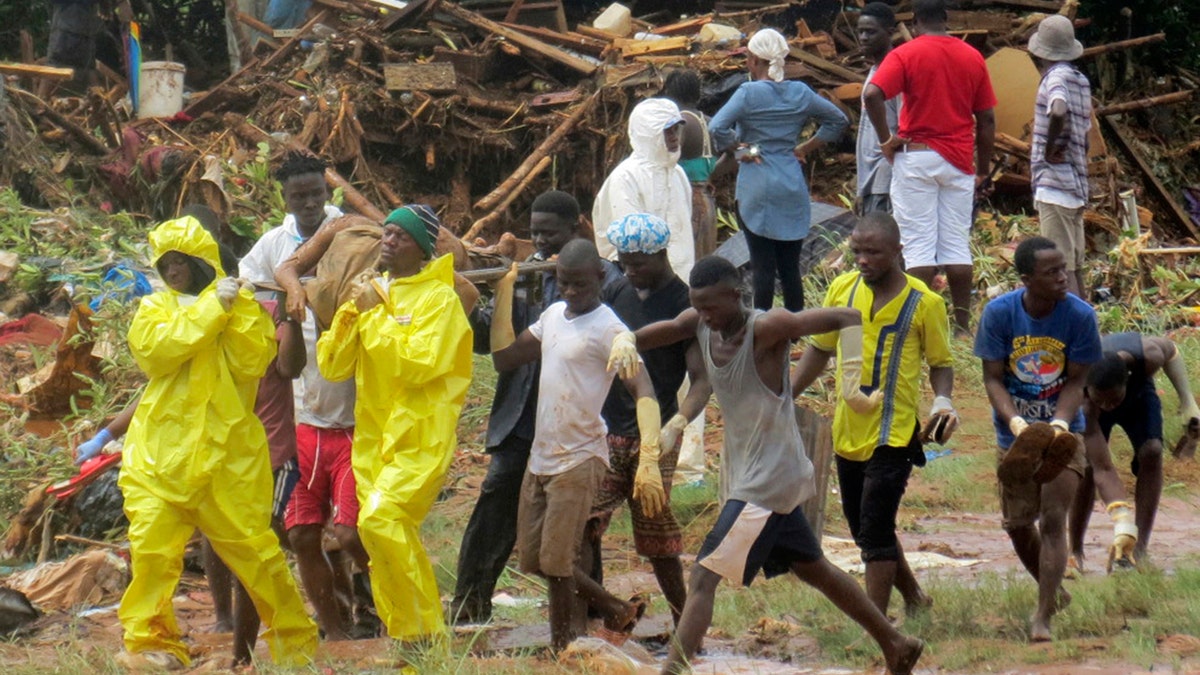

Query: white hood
left=628, top=98, right=684, bottom=169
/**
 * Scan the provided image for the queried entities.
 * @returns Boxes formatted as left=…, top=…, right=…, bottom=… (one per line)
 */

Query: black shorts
left=835, top=432, right=916, bottom=562
left=696, top=499, right=822, bottom=587
left=1098, top=380, right=1163, bottom=476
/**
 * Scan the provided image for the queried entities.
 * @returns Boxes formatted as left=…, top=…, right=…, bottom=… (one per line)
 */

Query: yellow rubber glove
left=1106, top=501, right=1138, bottom=572
left=1009, top=416, right=1029, bottom=438
left=633, top=396, right=667, bottom=518
left=659, top=413, right=688, bottom=453
left=489, top=263, right=519, bottom=352
left=608, top=331, right=640, bottom=379
left=838, top=325, right=883, bottom=414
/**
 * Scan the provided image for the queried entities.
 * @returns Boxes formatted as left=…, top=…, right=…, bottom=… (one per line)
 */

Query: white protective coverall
left=118, top=216, right=317, bottom=666
left=317, top=253, right=473, bottom=639
left=593, top=97, right=696, bottom=281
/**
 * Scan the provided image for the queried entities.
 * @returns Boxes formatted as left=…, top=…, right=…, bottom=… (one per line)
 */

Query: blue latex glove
left=76, top=428, right=114, bottom=465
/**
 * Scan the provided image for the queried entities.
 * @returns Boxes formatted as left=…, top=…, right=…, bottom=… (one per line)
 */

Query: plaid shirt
left=1031, top=62, right=1091, bottom=203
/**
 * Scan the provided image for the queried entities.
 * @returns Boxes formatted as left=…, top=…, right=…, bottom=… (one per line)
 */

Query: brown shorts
left=518, top=457, right=605, bottom=577
left=1036, top=201, right=1085, bottom=271
left=996, top=436, right=1087, bottom=530
left=589, top=434, right=683, bottom=558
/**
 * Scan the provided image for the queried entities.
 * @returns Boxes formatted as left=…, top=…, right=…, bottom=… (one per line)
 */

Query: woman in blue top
left=709, top=28, right=849, bottom=311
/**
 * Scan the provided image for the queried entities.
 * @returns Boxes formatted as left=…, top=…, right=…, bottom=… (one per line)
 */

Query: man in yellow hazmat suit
left=317, top=205, right=473, bottom=640
left=117, top=216, right=318, bottom=669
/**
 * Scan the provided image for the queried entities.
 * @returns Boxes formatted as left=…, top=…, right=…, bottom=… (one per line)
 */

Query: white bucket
left=138, top=61, right=186, bottom=119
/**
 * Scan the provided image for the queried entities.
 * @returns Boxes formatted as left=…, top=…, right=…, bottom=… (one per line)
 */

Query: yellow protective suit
left=117, top=217, right=317, bottom=666
left=317, top=253, right=473, bottom=640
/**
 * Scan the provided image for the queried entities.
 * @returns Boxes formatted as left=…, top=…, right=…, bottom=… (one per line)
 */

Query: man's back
left=871, top=35, right=996, bottom=175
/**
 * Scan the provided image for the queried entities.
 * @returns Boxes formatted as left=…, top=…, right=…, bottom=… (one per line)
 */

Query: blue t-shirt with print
left=974, top=289, right=1102, bottom=448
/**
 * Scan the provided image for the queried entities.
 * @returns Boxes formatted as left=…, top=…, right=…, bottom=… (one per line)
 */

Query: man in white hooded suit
left=594, top=98, right=696, bottom=281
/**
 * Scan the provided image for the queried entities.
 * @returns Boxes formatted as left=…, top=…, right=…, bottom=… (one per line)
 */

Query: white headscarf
left=748, top=28, right=788, bottom=82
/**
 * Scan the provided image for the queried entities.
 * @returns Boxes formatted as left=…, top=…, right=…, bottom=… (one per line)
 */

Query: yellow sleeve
left=921, top=291, right=954, bottom=368
left=128, top=290, right=229, bottom=379
left=811, top=274, right=850, bottom=352
left=316, top=300, right=361, bottom=383
left=359, top=287, right=471, bottom=387
left=220, top=290, right=278, bottom=382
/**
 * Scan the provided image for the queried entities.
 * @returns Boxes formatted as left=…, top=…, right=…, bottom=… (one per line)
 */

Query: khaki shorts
left=996, top=436, right=1087, bottom=530
left=1036, top=201, right=1085, bottom=271
left=518, top=457, right=605, bottom=577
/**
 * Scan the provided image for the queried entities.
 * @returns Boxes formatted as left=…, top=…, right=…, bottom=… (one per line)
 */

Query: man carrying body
left=863, top=0, right=996, bottom=335
left=593, top=98, right=695, bottom=280
left=1070, top=333, right=1200, bottom=570
left=1028, top=15, right=1092, bottom=298
left=449, top=191, right=641, bottom=624
left=791, top=212, right=950, bottom=616
left=855, top=3, right=900, bottom=215
left=586, top=213, right=702, bottom=625
left=317, top=206, right=473, bottom=640
left=612, top=256, right=923, bottom=675
left=239, top=152, right=368, bottom=640
left=975, top=236, right=1101, bottom=641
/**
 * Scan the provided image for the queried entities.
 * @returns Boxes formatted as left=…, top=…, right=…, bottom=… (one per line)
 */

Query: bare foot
left=904, top=591, right=934, bottom=617
left=885, top=636, right=924, bottom=675
left=1030, top=615, right=1053, bottom=642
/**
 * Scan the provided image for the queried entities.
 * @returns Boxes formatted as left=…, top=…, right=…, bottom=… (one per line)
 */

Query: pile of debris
left=2, top=0, right=1197, bottom=256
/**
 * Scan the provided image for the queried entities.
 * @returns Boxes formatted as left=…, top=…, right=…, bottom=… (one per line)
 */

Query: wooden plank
left=530, top=90, right=581, bottom=107
left=383, top=62, right=457, bottom=91
left=1101, top=116, right=1200, bottom=240
left=501, top=22, right=607, bottom=56
left=651, top=15, right=711, bottom=36
left=574, top=24, right=624, bottom=43
left=379, top=0, right=439, bottom=32
left=441, top=3, right=598, bottom=75
left=787, top=44, right=864, bottom=83
left=0, top=63, right=74, bottom=81
left=1096, top=90, right=1192, bottom=117
left=615, top=35, right=690, bottom=57
left=1080, top=33, right=1165, bottom=58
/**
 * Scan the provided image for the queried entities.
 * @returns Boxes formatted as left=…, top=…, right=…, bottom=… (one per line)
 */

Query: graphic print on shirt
left=1007, top=334, right=1067, bottom=419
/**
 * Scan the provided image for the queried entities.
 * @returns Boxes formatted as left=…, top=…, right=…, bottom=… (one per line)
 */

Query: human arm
left=981, top=359, right=1022, bottom=431
left=489, top=263, right=543, bottom=372
left=1043, top=99, right=1069, bottom=163
left=127, top=291, right=229, bottom=379
left=974, top=108, right=997, bottom=188
left=622, top=366, right=667, bottom=517
left=75, top=395, right=141, bottom=463
left=790, top=345, right=835, bottom=398
left=220, top=287, right=279, bottom=383
left=1050, top=360, right=1091, bottom=429
left=274, top=307, right=306, bottom=379
left=863, top=84, right=905, bottom=163
left=795, top=91, right=849, bottom=162
left=274, top=217, right=354, bottom=323
left=707, top=85, right=746, bottom=154
left=1153, top=338, right=1200, bottom=419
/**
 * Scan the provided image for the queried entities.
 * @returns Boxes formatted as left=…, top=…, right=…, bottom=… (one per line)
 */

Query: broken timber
left=441, top=3, right=598, bottom=76
left=1101, top=116, right=1200, bottom=240
left=1080, top=33, right=1166, bottom=59
left=0, top=63, right=74, bottom=81
left=1096, top=90, right=1194, bottom=117
left=788, top=44, right=864, bottom=84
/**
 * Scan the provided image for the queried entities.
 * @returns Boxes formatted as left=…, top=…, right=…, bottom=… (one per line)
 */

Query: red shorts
left=284, top=424, right=358, bottom=530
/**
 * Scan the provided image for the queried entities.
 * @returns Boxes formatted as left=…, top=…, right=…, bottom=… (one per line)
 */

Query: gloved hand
left=75, top=428, right=113, bottom=464
left=352, top=272, right=386, bottom=313
left=659, top=413, right=688, bottom=454
left=1009, top=416, right=1029, bottom=438
left=633, top=397, right=667, bottom=518
left=922, top=395, right=959, bottom=444
left=1106, top=501, right=1138, bottom=572
left=489, top=263, right=519, bottom=352
left=608, top=331, right=640, bottom=380
left=216, top=276, right=239, bottom=311
left=838, top=325, right=883, bottom=414
left=238, top=277, right=256, bottom=294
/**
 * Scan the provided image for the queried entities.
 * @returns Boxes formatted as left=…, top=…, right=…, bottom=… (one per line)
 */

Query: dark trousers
left=743, top=226, right=804, bottom=311
left=835, top=439, right=916, bottom=563
left=451, top=435, right=531, bottom=618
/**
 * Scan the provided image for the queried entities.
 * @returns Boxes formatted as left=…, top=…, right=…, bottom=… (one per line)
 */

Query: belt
left=898, top=142, right=933, bottom=152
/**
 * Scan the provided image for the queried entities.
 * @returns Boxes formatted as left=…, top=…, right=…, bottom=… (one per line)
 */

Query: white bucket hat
left=1028, top=15, right=1083, bottom=61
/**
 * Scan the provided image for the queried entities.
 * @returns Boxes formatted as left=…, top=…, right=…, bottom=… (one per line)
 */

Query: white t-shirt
left=238, top=205, right=343, bottom=284
left=236, top=205, right=354, bottom=428
left=528, top=302, right=633, bottom=476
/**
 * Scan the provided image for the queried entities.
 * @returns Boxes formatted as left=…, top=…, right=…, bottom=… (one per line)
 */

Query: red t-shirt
left=870, top=35, right=997, bottom=176
left=255, top=300, right=297, bottom=471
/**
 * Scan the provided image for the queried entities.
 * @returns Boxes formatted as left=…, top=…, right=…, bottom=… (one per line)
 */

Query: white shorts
left=890, top=150, right=974, bottom=268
